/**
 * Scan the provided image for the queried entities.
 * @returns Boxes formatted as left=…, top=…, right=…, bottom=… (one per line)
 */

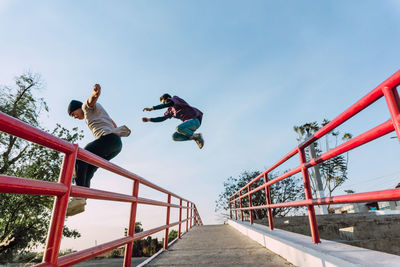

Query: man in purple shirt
left=142, top=94, right=204, bottom=149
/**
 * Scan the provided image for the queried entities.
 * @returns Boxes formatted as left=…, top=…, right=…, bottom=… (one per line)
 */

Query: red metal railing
left=229, top=70, right=400, bottom=244
left=0, top=112, right=202, bottom=266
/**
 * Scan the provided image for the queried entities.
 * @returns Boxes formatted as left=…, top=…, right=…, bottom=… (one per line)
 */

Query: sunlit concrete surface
left=74, top=257, right=148, bottom=266
left=145, top=224, right=293, bottom=266
left=229, top=219, right=400, bottom=267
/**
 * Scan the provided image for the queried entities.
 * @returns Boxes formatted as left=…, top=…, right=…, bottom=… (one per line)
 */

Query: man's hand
left=88, top=84, right=101, bottom=107
left=142, top=117, right=150, bottom=122
left=143, top=107, right=153, bottom=112
left=93, top=84, right=101, bottom=97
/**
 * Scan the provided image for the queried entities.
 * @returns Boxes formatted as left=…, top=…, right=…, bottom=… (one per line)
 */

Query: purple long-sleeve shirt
left=163, top=96, right=203, bottom=123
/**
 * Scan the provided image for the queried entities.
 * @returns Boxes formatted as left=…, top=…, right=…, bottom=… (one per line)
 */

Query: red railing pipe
left=190, top=203, right=193, bottom=228
left=383, top=86, right=400, bottom=143
left=229, top=70, right=400, bottom=245
left=263, top=173, right=274, bottom=230
left=179, top=199, right=183, bottom=238
left=248, top=185, right=253, bottom=225
left=233, top=188, right=400, bottom=210
left=164, top=194, right=172, bottom=249
left=0, top=109, right=202, bottom=266
left=43, top=145, right=78, bottom=264
left=186, top=201, right=189, bottom=232
left=298, top=147, right=320, bottom=243
left=239, top=191, right=244, bottom=221
left=123, top=180, right=140, bottom=267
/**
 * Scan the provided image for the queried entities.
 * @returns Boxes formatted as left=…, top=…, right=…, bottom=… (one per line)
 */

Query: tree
left=0, top=73, right=83, bottom=263
left=168, top=230, right=178, bottom=243
left=128, top=222, right=162, bottom=257
left=215, top=170, right=305, bottom=221
left=124, top=222, right=143, bottom=236
left=294, top=120, right=353, bottom=211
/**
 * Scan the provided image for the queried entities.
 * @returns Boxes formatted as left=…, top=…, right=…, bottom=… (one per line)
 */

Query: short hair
left=160, top=93, right=172, bottom=102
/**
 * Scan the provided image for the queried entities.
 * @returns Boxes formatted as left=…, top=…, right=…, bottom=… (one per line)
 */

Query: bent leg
left=175, top=119, right=201, bottom=139
left=75, top=134, right=122, bottom=188
left=172, top=132, right=191, bottom=141
left=84, top=134, right=122, bottom=187
left=75, top=160, right=89, bottom=187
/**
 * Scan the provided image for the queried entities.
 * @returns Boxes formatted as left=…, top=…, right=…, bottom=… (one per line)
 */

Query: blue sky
left=1, top=0, right=400, bottom=251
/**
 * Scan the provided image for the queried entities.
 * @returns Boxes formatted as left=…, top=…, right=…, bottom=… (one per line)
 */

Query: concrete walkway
left=145, top=225, right=293, bottom=266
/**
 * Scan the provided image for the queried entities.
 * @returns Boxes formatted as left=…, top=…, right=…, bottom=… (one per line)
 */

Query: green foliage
left=0, top=73, right=84, bottom=263
left=110, top=249, right=122, bottom=258
left=124, top=222, right=162, bottom=257
left=168, top=230, right=178, bottom=243
left=216, top=171, right=305, bottom=220
left=124, top=222, right=143, bottom=237
left=12, top=251, right=41, bottom=264
left=132, top=236, right=162, bottom=257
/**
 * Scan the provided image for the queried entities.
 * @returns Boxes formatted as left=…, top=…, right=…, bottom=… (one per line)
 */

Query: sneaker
left=193, top=133, right=204, bottom=149
left=66, top=197, right=86, bottom=216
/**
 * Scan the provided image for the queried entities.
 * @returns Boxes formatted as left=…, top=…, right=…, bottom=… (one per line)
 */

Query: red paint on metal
left=239, top=191, right=244, bottom=221
left=233, top=188, right=400, bottom=210
left=186, top=201, right=189, bottom=232
left=298, top=147, right=320, bottom=243
left=179, top=199, right=183, bottom=238
left=43, top=145, right=78, bottom=264
left=124, top=180, right=140, bottom=267
left=0, top=175, right=68, bottom=196
left=234, top=198, right=238, bottom=220
left=164, top=194, right=172, bottom=249
left=383, top=86, right=400, bottom=143
left=0, top=110, right=201, bottom=266
left=229, top=70, right=400, bottom=246
left=248, top=185, right=254, bottom=225
left=263, top=174, right=274, bottom=230
left=190, top=203, right=193, bottom=228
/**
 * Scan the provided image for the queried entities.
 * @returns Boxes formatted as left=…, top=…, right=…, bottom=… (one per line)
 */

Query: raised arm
left=87, top=84, right=101, bottom=108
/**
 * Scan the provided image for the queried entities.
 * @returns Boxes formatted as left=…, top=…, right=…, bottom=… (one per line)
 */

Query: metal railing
left=229, top=70, right=400, bottom=244
left=0, top=111, right=202, bottom=266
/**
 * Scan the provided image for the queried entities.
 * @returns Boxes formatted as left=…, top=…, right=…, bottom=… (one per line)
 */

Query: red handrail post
left=263, top=173, right=274, bottom=230
left=383, top=86, right=400, bottom=142
left=43, top=145, right=78, bottom=265
left=298, top=147, right=321, bottom=243
left=239, top=191, right=244, bottom=221
left=190, top=203, right=193, bottom=228
left=193, top=204, right=199, bottom=225
left=234, top=196, right=238, bottom=220
left=123, top=180, right=140, bottom=267
left=248, top=185, right=254, bottom=224
left=178, top=199, right=182, bottom=238
left=229, top=200, right=233, bottom=219
left=186, top=201, right=189, bottom=232
left=164, top=194, right=171, bottom=249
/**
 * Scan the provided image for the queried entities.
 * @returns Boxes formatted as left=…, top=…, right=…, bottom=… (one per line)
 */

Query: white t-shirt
left=82, top=101, right=130, bottom=139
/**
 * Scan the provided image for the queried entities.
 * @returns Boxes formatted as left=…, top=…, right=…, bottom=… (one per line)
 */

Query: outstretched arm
left=143, top=101, right=173, bottom=112
left=88, top=84, right=101, bottom=108
left=142, top=116, right=168, bottom=123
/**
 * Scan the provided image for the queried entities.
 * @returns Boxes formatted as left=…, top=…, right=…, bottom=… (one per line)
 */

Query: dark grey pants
left=75, top=133, right=122, bottom=188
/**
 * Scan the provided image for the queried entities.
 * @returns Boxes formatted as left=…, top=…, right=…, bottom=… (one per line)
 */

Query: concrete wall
left=254, top=212, right=400, bottom=255
left=229, top=220, right=400, bottom=267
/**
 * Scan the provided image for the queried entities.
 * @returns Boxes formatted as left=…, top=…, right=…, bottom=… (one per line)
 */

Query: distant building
left=333, top=183, right=400, bottom=214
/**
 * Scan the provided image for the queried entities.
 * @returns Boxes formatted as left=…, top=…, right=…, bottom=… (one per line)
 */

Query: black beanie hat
left=68, top=100, right=83, bottom=115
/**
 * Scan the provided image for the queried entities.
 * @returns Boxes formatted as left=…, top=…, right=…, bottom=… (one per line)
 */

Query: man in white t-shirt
left=67, top=84, right=130, bottom=216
